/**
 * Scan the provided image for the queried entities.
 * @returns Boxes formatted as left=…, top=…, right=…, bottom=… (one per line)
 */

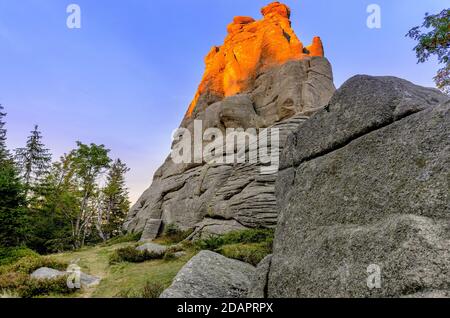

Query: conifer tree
left=15, top=125, right=52, bottom=195
left=96, top=159, right=130, bottom=241
left=0, top=104, right=10, bottom=162
left=0, top=105, right=27, bottom=247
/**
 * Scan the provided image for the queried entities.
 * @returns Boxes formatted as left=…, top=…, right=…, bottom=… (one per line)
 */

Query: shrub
left=141, top=281, right=166, bottom=298
left=221, top=228, right=274, bottom=245
left=109, top=247, right=164, bottom=264
left=0, top=271, right=75, bottom=298
left=163, top=252, right=176, bottom=261
left=0, top=254, right=72, bottom=298
left=102, top=232, right=142, bottom=247
left=219, top=243, right=272, bottom=266
left=0, top=246, right=39, bottom=266
left=193, top=228, right=274, bottom=252
left=16, top=276, right=74, bottom=298
left=0, top=272, right=28, bottom=291
left=157, top=224, right=193, bottom=245
left=1, top=255, right=68, bottom=275
left=193, top=235, right=224, bottom=251
left=116, top=281, right=165, bottom=298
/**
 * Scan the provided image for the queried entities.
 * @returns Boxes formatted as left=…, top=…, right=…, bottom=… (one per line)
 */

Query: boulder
left=136, top=243, right=167, bottom=255
left=160, top=251, right=256, bottom=298
left=174, top=251, right=187, bottom=258
left=267, top=76, right=450, bottom=298
left=248, top=255, right=272, bottom=298
left=30, top=267, right=101, bottom=289
left=140, top=219, right=162, bottom=241
left=79, top=273, right=101, bottom=288
left=187, top=218, right=248, bottom=240
left=31, top=267, right=65, bottom=280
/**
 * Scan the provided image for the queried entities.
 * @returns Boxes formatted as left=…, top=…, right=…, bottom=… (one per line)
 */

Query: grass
left=94, top=254, right=193, bottom=298
left=193, top=228, right=274, bottom=250
left=51, top=242, right=195, bottom=298
left=153, top=224, right=193, bottom=246
left=109, top=246, right=165, bottom=264
left=0, top=228, right=274, bottom=298
left=219, top=242, right=272, bottom=266
left=101, top=232, right=142, bottom=247
left=0, top=254, right=74, bottom=298
left=193, top=228, right=274, bottom=266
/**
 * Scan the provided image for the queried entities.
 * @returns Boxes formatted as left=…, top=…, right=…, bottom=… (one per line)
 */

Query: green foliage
left=0, top=104, right=10, bottom=161
left=109, top=246, right=165, bottom=264
left=407, top=9, right=450, bottom=94
left=219, top=243, right=272, bottom=266
left=17, top=276, right=74, bottom=298
left=157, top=224, right=193, bottom=245
left=0, top=162, right=27, bottom=247
left=0, top=255, right=68, bottom=275
left=0, top=254, right=71, bottom=298
left=193, top=228, right=274, bottom=251
left=192, top=228, right=274, bottom=266
left=14, top=125, right=52, bottom=195
left=0, top=272, right=74, bottom=298
left=0, top=247, right=39, bottom=266
left=117, top=281, right=165, bottom=298
left=102, top=232, right=142, bottom=247
left=163, top=252, right=176, bottom=261
left=97, top=159, right=131, bottom=241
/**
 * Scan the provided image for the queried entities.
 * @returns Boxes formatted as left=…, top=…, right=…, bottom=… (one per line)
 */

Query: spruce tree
left=15, top=125, right=52, bottom=195
left=96, top=159, right=130, bottom=241
left=0, top=105, right=27, bottom=247
left=0, top=104, right=10, bottom=162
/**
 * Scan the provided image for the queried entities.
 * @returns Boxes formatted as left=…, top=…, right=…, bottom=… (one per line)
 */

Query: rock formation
left=160, top=251, right=256, bottom=298
left=124, top=2, right=335, bottom=239
left=185, top=1, right=325, bottom=119
left=256, top=76, right=450, bottom=298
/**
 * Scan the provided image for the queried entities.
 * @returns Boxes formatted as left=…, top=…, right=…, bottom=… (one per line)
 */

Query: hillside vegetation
left=0, top=228, right=273, bottom=298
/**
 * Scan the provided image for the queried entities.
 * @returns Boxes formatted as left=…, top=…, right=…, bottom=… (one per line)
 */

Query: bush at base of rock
left=156, top=224, right=193, bottom=245
left=109, top=246, right=165, bottom=264
left=102, top=232, right=142, bottom=247
left=117, top=281, right=166, bottom=298
left=193, top=228, right=274, bottom=251
left=17, top=276, right=75, bottom=298
left=0, top=271, right=75, bottom=298
left=219, top=243, right=272, bottom=266
left=0, top=255, right=68, bottom=275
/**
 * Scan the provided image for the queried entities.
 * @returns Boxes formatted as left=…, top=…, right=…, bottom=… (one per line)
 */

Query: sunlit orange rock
left=186, top=1, right=325, bottom=118
left=306, top=36, right=324, bottom=57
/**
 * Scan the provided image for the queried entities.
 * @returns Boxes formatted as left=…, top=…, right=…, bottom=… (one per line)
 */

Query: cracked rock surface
left=124, top=58, right=335, bottom=239
left=265, top=75, right=450, bottom=298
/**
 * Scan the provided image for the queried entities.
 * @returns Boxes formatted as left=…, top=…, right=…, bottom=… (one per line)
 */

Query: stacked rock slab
left=124, top=2, right=335, bottom=240
left=261, top=76, right=450, bottom=298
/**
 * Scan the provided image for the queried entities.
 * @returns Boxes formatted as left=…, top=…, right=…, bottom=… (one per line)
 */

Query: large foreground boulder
left=266, top=76, right=450, bottom=298
left=160, top=251, right=256, bottom=298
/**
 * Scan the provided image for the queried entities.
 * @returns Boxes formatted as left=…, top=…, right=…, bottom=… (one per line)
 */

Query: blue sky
left=0, top=0, right=447, bottom=202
